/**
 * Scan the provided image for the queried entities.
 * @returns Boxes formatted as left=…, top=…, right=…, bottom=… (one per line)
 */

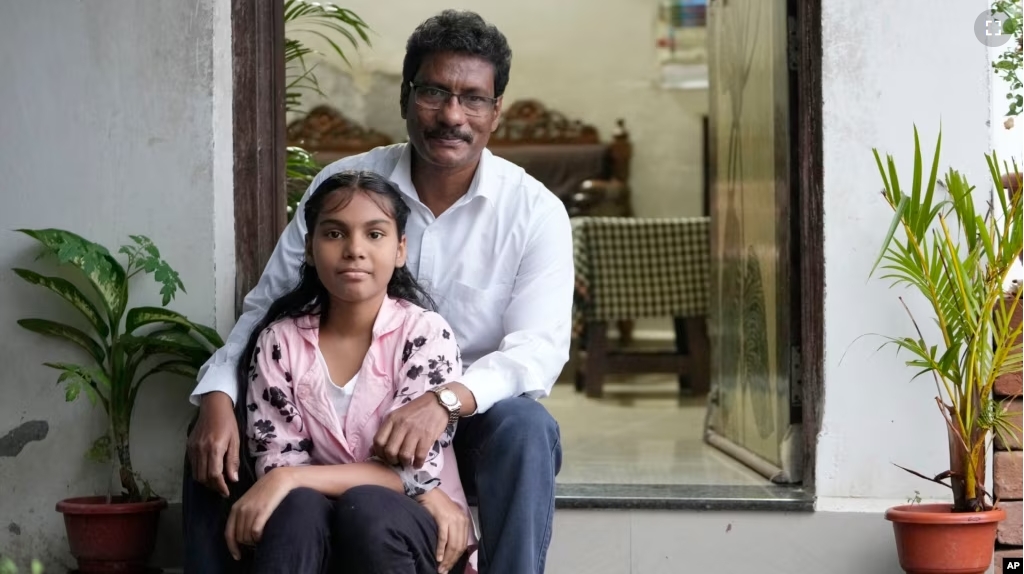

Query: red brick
left=996, top=371, right=1024, bottom=397
left=995, top=548, right=1024, bottom=574
left=996, top=400, right=1024, bottom=451
left=996, top=451, right=1024, bottom=500
left=998, top=501, right=1023, bottom=546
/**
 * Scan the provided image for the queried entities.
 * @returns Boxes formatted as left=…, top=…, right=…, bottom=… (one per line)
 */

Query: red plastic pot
left=885, top=503, right=1005, bottom=574
left=56, top=496, right=167, bottom=574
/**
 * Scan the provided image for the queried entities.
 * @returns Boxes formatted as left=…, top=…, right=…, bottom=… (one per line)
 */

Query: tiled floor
left=543, top=373, right=769, bottom=486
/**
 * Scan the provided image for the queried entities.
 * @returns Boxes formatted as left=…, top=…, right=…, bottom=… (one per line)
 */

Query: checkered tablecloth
left=572, top=217, right=710, bottom=333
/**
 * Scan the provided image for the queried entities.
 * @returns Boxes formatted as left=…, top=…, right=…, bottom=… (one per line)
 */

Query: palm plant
left=13, top=229, right=221, bottom=502
left=871, top=128, right=1023, bottom=512
left=284, top=0, right=371, bottom=217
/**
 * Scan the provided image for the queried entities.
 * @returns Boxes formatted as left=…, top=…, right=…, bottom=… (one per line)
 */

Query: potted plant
left=870, top=130, right=1022, bottom=574
left=12, top=229, right=221, bottom=574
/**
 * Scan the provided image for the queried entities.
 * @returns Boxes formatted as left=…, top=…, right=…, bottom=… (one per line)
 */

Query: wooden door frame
left=232, top=0, right=287, bottom=314
left=230, top=0, right=826, bottom=490
left=793, top=0, right=824, bottom=488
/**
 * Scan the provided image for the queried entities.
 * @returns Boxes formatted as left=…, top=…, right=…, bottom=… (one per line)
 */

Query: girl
left=227, top=170, right=474, bottom=574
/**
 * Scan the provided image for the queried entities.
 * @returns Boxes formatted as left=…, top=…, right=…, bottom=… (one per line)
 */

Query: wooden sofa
left=488, top=99, right=633, bottom=218
left=286, top=101, right=633, bottom=218
left=286, top=105, right=394, bottom=166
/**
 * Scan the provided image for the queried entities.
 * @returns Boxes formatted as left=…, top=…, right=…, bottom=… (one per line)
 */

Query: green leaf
left=123, top=329, right=211, bottom=374
left=44, top=362, right=110, bottom=409
left=12, top=269, right=109, bottom=338
left=120, top=235, right=185, bottom=305
left=44, top=360, right=110, bottom=386
left=126, top=306, right=193, bottom=334
left=19, top=319, right=105, bottom=364
left=86, top=434, right=113, bottom=463
left=871, top=195, right=909, bottom=277
left=138, top=359, right=200, bottom=386
left=191, top=322, right=225, bottom=348
left=16, top=228, right=128, bottom=323
left=64, top=382, right=80, bottom=402
left=125, top=307, right=223, bottom=348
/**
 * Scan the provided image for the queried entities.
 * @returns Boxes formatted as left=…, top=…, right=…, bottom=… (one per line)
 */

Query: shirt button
left=296, top=386, right=310, bottom=400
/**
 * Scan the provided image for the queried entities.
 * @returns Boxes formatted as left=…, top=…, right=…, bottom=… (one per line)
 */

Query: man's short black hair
left=400, top=10, right=512, bottom=114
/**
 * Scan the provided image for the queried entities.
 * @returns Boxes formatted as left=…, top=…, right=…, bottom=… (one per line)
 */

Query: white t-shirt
left=315, top=347, right=358, bottom=424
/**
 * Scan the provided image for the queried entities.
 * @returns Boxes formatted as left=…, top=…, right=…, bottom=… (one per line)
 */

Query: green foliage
left=871, top=127, right=1023, bottom=512
left=13, top=229, right=220, bottom=502
left=0, top=557, right=43, bottom=574
left=284, top=1, right=372, bottom=219
left=991, top=0, right=1023, bottom=119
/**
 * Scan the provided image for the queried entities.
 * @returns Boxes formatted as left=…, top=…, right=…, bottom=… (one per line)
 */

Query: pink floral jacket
left=243, top=297, right=476, bottom=553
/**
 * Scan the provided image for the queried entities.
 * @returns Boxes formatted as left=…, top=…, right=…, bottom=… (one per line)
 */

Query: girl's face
left=306, top=189, right=407, bottom=306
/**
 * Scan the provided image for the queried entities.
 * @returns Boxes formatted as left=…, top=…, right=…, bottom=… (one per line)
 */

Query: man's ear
left=489, top=96, right=503, bottom=133
left=396, top=235, right=408, bottom=268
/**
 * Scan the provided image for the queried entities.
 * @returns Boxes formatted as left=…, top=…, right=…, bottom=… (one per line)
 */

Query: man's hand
left=224, top=468, right=295, bottom=561
left=417, top=488, right=469, bottom=574
left=187, top=391, right=240, bottom=497
left=374, top=383, right=477, bottom=468
left=374, top=393, right=449, bottom=468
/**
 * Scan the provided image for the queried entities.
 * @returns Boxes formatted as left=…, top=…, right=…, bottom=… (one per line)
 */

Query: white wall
left=0, top=0, right=232, bottom=567
left=817, top=0, right=996, bottom=510
left=293, top=0, right=709, bottom=218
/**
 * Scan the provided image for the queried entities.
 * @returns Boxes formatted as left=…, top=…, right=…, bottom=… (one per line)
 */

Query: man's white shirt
left=190, top=144, right=575, bottom=414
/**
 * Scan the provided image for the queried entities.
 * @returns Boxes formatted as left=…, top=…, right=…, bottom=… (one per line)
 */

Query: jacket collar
left=294, top=296, right=407, bottom=344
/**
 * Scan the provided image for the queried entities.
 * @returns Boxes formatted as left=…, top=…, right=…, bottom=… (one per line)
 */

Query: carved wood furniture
left=488, top=100, right=633, bottom=218
left=286, top=105, right=394, bottom=165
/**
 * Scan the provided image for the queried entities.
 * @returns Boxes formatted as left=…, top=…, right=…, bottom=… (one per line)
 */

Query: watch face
left=439, top=389, right=458, bottom=406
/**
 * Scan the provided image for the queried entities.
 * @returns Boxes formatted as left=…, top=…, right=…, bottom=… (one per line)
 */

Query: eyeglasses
left=409, top=82, right=498, bottom=117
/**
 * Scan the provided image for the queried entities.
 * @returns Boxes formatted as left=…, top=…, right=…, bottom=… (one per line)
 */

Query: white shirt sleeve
left=457, top=204, right=575, bottom=414
left=189, top=184, right=316, bottom=405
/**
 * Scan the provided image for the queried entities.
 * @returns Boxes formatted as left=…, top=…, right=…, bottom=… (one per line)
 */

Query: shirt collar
left=388, top=143, right=496, bottom=205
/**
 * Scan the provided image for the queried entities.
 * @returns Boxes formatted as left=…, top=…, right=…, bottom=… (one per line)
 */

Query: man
left=183, top=9, right=573, bottom=574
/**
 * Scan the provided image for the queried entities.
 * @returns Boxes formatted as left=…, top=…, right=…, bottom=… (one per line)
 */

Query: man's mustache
left=425, top=128, right=472, bottom=143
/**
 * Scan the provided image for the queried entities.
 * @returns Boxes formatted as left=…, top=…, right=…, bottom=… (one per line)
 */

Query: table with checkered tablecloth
left=571, top=216, right=711, bottom=338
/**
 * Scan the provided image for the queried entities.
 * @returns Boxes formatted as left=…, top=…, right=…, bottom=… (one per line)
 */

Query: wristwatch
left=430, top=386, right=461, bottom=427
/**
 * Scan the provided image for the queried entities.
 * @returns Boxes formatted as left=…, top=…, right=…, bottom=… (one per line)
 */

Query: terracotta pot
left=885, top=503, right=1005, bottom=574
left=56, top=496, right=167, bottom=574
left=1002, top=172, right=1022, bottom=197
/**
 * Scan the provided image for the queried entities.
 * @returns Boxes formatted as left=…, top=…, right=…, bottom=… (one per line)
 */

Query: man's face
left=404, top=52, right=503, bottom=170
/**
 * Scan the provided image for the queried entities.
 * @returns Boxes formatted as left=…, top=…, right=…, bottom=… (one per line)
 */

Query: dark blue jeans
left=182, top=396, right=562, bottom=574
left=453, top=397, right=563, bottom=574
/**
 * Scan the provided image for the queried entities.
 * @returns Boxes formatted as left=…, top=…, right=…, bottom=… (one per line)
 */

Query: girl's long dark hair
left=234, top=170, right=434, bottom=482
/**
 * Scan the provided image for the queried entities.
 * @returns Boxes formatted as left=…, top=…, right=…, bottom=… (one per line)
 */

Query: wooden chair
left=572, top=217, right=711, bottom=398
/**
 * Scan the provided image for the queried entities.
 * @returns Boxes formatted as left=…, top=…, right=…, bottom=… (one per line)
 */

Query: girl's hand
left=417, top=488, right=468, bottom=574
left=224, top=467, right=295, bottom=560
